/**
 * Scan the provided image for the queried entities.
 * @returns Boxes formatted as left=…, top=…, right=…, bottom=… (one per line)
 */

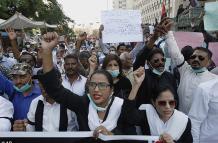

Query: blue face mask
left=87, top=94, right=112, bottom=112
left=192, top=67, right=207, bottom=73
left=14, top=83, right=31, bottom=92
left=107, top=70, right=120, bottom=78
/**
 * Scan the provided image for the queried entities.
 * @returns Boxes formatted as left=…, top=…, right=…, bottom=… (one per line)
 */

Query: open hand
left=5, top=27, right=17, bottom=40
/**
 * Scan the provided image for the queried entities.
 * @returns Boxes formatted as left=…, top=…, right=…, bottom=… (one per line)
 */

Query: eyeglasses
left=190, top=55, right=205, bottom=61
left=88, top=82, right=110, bottom=90
left=152, top=58, right=166, bottom=64
left=157, top=100, right=176, bottom=107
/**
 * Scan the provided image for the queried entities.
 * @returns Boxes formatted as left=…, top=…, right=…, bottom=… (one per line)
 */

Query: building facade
left=113, top=0, right=135, bottom=10
left=133, top=0, right=184, bottom=24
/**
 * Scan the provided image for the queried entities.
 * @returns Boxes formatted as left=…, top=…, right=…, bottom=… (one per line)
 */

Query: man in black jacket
left=133, top=22, right=178, bottom=108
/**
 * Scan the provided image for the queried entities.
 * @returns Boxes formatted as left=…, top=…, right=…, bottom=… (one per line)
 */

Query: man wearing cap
left=0, top=63, right=41, bottom=120
left=13, top=69, right=79, bottom=132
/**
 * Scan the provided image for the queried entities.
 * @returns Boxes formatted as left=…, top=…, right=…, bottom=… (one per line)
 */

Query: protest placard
left=204, top=2, right=218, bottom=31
left=101, top=10, right=143, bottom=43
left=209, top=42, right=218, bottom=65
left=173, top=32, right=204, bottom=50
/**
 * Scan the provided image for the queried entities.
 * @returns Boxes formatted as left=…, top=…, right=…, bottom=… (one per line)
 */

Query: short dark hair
left=181, top=45, right=193, bottom=61
left=102, top=54, right=123, bottom=75
left=117, top=43, right=126, bottom=51
left=64, top=54, right=79, bottom=63
left=147, top=48, right=164, bottom=61
left=79, top=51, right=91, bottom=60
left=151, top=85, right=175, bottom=102
left=193, top=47, right=212, bottom=59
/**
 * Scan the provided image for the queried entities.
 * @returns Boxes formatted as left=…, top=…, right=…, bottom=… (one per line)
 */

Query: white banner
left=0, top=132, right=159, bottom=142
left=101, top=10, right=143, bottom=43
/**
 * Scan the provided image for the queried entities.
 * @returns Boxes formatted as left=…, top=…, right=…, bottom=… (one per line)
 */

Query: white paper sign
left=101, top=10, right=143, bottom=43
left=204, top=2, right=218, bottom=31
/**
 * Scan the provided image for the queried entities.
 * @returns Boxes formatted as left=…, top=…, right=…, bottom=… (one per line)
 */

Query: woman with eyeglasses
left=101, top=54, right=132, bottom=99
left=127, top=85, right=193, bottom=143
left=38, top=32, right=146, bottom=140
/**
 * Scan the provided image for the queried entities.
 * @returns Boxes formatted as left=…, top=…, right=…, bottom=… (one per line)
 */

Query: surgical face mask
left=14, top=82, right=31, bottom=92
left=110, top=51, right=116, bottom=55
left=149, top=62, right=165, bottom=76
left=192, top=67, right=207, bottom=73
left=8, top=52, right=14, bottom=58
left=26, top=45, right=30, bottom=48
left=87, top=94, right=112, bottom=111
left=107, top=69, right=120, bottom=78
left=152, top=68, right=165, bottom=76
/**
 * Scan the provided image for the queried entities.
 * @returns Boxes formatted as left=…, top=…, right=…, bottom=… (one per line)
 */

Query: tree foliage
left=0, top=0, right=74, bottom=36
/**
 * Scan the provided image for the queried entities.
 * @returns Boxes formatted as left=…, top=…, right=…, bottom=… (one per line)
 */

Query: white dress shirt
left=26, top=95, right=78, bottom=131
left=62, top=75, right=87, bottom=96
left=166, top=31, right=217, bottom=114
left=189, top=78, right=218, bottom=143
left=0, top=96, right=14, bottom=131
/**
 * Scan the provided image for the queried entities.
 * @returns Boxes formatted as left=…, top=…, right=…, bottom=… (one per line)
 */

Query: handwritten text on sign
left=101, top=10, right=143, bottom=43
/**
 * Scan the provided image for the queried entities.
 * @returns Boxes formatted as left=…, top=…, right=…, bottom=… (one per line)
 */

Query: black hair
left=181, top=45, right=194, bottom=61
left=64, top=53, right=79, bottom=63
left=102, top=54, right=123, bottom=75
left=151, top=85, right=175, bottom=102
left=79, top=51, right=91, bottom=60
left=193, top=47, right=212, bottom=59
left=117, top=43, right=126, bottom=51
left=147, top=48, right=164, bottom=61
left=89, top=70, right=114, bottom=88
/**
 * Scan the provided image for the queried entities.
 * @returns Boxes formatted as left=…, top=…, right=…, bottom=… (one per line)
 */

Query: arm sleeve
left=39, top=68, right=85, bottom=113
left=121, top=100, right=145, bottom=126
left=99, top=38, right=110, bottom=54
left=130, top=42, right=145, bottom=63
left=133, top=45, right=152, bottom=70
left=0, top=119, right=11, bottom=131
left=0, top=73, right=16, bottom=99
left=188, top=85, right=210, bottom=143
left=165, top=31, right=189, bottom=74
left=0, top=96, right=14, bottom=131
left=26, top=99, right=37, bottom=131
left=176, top=118, right=193, bottom=143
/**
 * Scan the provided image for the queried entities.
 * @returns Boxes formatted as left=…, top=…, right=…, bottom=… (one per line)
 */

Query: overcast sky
left=57, top=0, right=113, bottom=25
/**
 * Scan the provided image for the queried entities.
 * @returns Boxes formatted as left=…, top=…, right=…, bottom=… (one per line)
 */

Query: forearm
left=166, top=31, right=184, bottom=66
left=10, top=40, right=21, bottom=60
left=147, top=35, right=158, bottom=49
left=128, top=84, right=140, bottom=100
left=42, top=50, right=53, bottom=73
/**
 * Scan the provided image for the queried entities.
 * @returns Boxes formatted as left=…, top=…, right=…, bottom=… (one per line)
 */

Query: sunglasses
left=152, top=58, right=166, bottom=64
left=190, top=55, right=205, bottom=61
left=88, top=82, right=110, bottom=90
left=157, top=100, right=176, bottom=107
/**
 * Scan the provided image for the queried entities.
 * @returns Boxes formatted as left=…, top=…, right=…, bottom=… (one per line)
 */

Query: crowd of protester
left=0, top=16, right=218, bottom=143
